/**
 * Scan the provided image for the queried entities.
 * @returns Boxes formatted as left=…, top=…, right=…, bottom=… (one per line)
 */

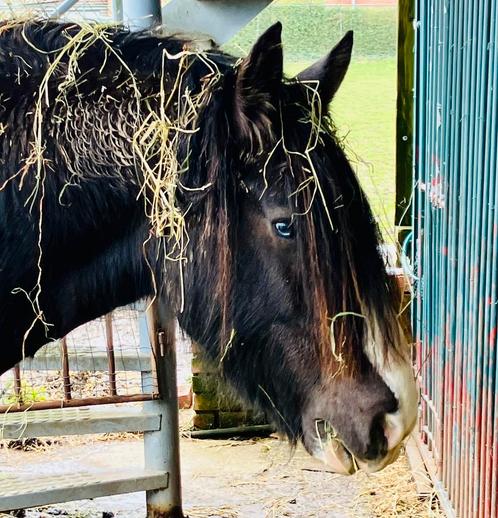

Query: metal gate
left=0, top=304, right=183, bottom=516
left=413, top=0, right=498, bottom=516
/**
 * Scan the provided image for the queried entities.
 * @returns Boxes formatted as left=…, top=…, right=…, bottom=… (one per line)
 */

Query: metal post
left=13, top=364, right=22, bottom=406
left=112, top=0, right=123, bottom=23
left=122, top=3, right=176, bottom=511
left=395, top=0, right=415, bottom=238
left=60, top=337, right=72, bottom=401
left=143, top=299, right=183, bottom=518
left=105, top=314, right=117, bottom=397
left=49, top=0, right=81, bottom=18
left=122, top=0, right=162, bottom=31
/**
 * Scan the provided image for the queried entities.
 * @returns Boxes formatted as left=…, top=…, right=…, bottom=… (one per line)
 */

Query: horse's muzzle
left=313, top=432, right=403, bottom=475
left=302, top=364, right=418, bottom=475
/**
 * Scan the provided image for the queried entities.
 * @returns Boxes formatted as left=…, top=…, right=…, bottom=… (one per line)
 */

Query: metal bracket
left=161, top=0, right=273, bottom=46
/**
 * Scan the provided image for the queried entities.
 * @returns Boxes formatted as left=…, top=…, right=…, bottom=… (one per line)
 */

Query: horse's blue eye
left=273, top=220, right=294, bottom=239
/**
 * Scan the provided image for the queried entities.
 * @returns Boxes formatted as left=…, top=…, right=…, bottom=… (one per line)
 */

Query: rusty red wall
left=325, top=0, right=397, bottom=5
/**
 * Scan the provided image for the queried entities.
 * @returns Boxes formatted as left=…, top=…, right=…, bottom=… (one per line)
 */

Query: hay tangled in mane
left=0, top=18, right=405, bottom=380
left=0, top=19, right=226, bottom=331
left=1, top=19, right=217, bottom=247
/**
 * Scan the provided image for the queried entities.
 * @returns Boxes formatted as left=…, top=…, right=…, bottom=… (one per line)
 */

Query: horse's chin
left=308, top=428, right=403, bottom=475
left=311, top=437, right=356, bottom=475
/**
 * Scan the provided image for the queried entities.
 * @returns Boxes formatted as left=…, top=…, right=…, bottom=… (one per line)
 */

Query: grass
left=225, top=4, right=398, bottom=60
left=226, top=4, right=399, bottom=239
left=287, top=58, right=397, bottom=238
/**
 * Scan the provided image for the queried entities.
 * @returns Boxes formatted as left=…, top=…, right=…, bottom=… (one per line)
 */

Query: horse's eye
left=273, top=219, right=294, bottom=239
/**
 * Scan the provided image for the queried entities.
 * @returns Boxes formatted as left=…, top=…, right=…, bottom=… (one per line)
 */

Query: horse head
left=178, top=23, right=418, bottom=474
left=0, top=19, right=417, bottom=475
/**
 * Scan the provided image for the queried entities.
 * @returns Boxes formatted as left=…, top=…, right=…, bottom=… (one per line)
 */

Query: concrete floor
left=0, top=421, right=431, bottom=518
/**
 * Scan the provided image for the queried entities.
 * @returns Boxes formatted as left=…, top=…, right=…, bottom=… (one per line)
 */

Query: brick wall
left=191, top=342, right=266, bottom=430
left=325, top=0, right=397, bottom=5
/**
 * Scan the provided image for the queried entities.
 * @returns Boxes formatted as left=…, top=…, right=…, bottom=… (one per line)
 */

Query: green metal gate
left=413, top=0, right=498, bottom=516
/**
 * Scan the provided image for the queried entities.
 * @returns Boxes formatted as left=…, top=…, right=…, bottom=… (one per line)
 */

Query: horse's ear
left=296, top=31, right=353, bottom=105
left=233, top=22, right=283, bottom=140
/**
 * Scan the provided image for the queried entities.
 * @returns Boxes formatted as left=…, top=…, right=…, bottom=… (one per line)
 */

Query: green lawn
left=226, top=5, right=399, bottom=239
left=288, top=59, right=397, bottom=238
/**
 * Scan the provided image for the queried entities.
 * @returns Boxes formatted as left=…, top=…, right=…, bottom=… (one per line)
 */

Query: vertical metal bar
left=489, top=5, right=498, bottom=512
left=481, top=1, right=498, bottom=514
left=423, top=0, right=434, bottom=459
left=456, top=1, right=471, bottom=508
left=60, top=337, right=72, bottom=401
left=442, top=0, right=458, bottom=493
left=468, top=1, right=490, bottom=515
left=139, top=307, right=155, bottom=394
left=122, top=0, right=162, bottom=31
left=50, top=0, right=81, bottom=18
left=447, top=0, right=464, bottom=501
left=412, top=0, right=423, bottom=450
left=423, top=0, right=432, bottom=455
left=461, top=1, right=478, bottom=513
left=433, top=0, right=445, bottom=476
left=413, top=0, right=427, bottom=450
left=112, top=0, right=123, bottom=23
left=144, top=299, right=183, bottom=518
left=428, top=0, right=440, bottom=468
left=13, top=364, right=22, bottom=406
left=105, top=313, right=118, bottom=397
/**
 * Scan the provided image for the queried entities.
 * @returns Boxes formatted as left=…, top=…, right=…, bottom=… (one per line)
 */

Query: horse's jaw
left=310, top=431, right=404, bottom=475
left=300, top=338, right=418, bottom=476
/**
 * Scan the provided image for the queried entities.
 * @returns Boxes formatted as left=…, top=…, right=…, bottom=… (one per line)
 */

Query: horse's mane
left=0, top=20, right=403, bottom=382
left=0, top=20, right=232, bottom=95
left=0, top=19, right=233, bottom=247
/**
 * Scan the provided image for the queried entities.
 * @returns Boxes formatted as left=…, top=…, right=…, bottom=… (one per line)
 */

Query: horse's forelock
left=275, top=105, right=403, bottom=376
left=188, top=75, right=402, bottom=371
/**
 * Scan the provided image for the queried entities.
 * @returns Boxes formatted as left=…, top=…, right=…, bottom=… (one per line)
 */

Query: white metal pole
left=144, top=300, right=183, bottom=518
left=122, top=0, right=162, bottom=30
left=50, top=0, right=80, bottom=18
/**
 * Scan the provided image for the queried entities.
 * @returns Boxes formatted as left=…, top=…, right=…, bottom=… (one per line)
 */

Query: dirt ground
left=0, top=410, right=443, bottom=518
left=1, top=313, right=442, bottom=517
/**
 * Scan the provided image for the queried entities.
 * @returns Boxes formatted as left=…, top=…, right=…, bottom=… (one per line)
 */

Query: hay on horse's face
left=0, top=19, right=418, bottom=475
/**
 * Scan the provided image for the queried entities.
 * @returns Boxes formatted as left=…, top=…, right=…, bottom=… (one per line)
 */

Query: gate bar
left=105, top=313, right=118, bottom=397
left=60, top=337, right=72, bottom=401
left=13, top=364, right=22, bottom=405
left=0, top=394, right=157, bottom=414
left=144, top=300, right=183, bottom=518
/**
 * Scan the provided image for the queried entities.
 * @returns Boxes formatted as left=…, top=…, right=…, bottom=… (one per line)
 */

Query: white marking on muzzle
left=364, top=317, right=419, bottom=450
left=312, top=443, right=353, bottom=475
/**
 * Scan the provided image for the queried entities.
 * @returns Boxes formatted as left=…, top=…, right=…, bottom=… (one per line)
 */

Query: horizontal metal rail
left=0, top=393, right=158, bottom=414
left=0, top=404, right=161, bottom=439
left=0, top=468, right=169, bottom=512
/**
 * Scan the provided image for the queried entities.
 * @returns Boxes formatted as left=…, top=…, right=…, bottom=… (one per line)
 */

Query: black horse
left=0, top=20, right=417, bottom=474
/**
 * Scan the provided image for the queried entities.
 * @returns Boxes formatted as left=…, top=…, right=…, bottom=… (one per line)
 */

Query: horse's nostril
left=365, top=415, right=388, bottom=460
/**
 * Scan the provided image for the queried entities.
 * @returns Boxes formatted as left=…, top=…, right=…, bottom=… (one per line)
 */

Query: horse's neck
left=0, top=138, right=159, bottom=372
left=0, top=42, right=216, bottom=372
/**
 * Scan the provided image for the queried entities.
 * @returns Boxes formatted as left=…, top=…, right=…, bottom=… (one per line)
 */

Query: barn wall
left=325, top=0, right=397, bottom=5
left=413, top=1, right=498, bottom=516
left=191, top=343, right=266, bottom=430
